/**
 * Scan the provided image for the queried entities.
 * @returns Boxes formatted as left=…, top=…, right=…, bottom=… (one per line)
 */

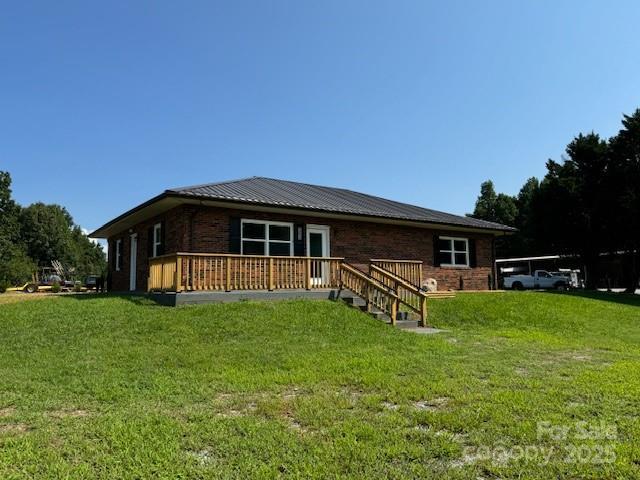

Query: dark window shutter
left=229, top=217, right=241, bottom=253
left=469, top=239, right=477, bottom=267
left=117, top=239, right=123, bottom=269
left=158, top=221, right=166, bottom=255
left=433, top=235, right=441, bottom=267
left=147, top=227, right=154, bottom=258
left=294, top=224, right=305, bottom=256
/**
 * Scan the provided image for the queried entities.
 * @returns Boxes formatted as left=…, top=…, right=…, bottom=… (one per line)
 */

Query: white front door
left=129, top=233, right=137, bottom=291
left=306, top=225, right=330, bottom=285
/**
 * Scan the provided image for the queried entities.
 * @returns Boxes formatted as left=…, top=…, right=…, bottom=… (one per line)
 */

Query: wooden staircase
left=338, top=262, right=429, bottom=328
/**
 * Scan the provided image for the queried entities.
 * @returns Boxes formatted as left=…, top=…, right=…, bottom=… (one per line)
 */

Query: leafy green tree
left=469, top=180, right=519, bottom=256
left=535, top=133, right=610, bottom=288
left=513, top=177, right=540, bottom=254
left=609, top=109, right=640, bottom=292
left=19, top=203, right=75, bottom=267
left=0, top=172, right=35, bottom=287
left=470, top=181, right=518, bottom=226
left=68, top=225, right=107, bottom=278
left=19, top=202, right=106, bottom=279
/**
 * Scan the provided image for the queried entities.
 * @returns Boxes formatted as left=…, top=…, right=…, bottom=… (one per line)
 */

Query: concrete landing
left=402, top=327, right=447, bottom=335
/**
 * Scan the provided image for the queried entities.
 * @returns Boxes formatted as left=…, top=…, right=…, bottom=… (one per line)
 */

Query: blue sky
left=2, top=1, right=639, bottom=234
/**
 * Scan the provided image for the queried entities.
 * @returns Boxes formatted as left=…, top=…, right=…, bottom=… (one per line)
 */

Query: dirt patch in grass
left=186, top=449, right=215, bottom=466
left=414, top=397, right=450, bottom=411
left=282, top=387, right=303, bottom=400
left=0, top=407, right=16, bottom=417
left=48, top=409, right=90, bottom=419
left=0, top=423, right=29, bottom=434
left=382, top=401, right=399, bottom=411
left=213, top=394, right=258, bottom=418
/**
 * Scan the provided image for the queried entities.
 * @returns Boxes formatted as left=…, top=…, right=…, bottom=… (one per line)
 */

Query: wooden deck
left=148, top=253, right=430, bottom=325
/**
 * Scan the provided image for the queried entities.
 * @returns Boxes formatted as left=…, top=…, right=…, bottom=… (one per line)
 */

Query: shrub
left=51, top=281, right=61, bottom=293
left=0, top=282, right=8, bottom=293
left=0, top=247, right=35, bottom=287
left=73, top=282, right=83, bottom=293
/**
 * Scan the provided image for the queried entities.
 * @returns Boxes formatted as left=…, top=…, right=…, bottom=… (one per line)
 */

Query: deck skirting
left=150, top=289, right=341, bottom=306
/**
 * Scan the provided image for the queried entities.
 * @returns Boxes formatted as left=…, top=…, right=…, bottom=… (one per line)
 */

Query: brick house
left=90, top=177, right=514, bottom=295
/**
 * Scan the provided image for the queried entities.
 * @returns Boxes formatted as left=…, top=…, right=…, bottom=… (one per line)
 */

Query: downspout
left=492, top=235, right=499, bottom=290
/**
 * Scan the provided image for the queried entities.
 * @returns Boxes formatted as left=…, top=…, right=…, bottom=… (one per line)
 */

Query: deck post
left=390, top=298, right=398, bottom=326
left=175, top=255, right=182, bottom=292
left=305, top=257, right=311, bottom=290
left=366, top=284, right=372, bottom=312
left=225, top=257, right=231, bottom=292
left=420, top=295, right=427, bottom=327
left=268, top=257, right=274, bottom=291
left=190, top=257, right=195, bottom=290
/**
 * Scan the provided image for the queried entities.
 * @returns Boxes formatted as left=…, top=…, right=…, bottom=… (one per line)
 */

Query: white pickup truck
left=504, top=270, right=570, bottom=291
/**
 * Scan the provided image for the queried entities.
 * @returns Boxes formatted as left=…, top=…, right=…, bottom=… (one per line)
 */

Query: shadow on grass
left=62, top=292, right=166, bottom=306
left=541, top=289, right=640, bottom=307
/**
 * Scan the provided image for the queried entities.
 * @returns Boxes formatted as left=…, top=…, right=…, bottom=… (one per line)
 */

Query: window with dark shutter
left=159, top=220, right=166, bottom=256
left=229, top=217, right=241, bottom=253
left=239, top=219, right=293, bottom=256
left=293, top=224, right=305, bottom=256
left=435, top=236, right=470, bottom=267
left=152, top=223, right=162, bottom=257
left=468, top=239, right=477, bottom=267
left=147, top=227, right=154, bottom=258
left=115, top=239, right=123, bottom=271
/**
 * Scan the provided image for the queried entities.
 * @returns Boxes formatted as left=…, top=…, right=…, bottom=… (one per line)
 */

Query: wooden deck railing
left=370, top=264, right=427, bottom=326
left=148, top=253, right=343, bottom=292
left=370, top=259, right=423, bottom=287
left=340, top=263, right=399, bottom=325
left=149, top=253, right=424, bottom=325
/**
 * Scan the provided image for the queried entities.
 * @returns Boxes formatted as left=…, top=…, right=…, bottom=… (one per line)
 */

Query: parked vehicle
left=504, top=270, right=569, bottom=290
left=549, top=270, right=582, bottom=289
left=7, top=266, right=76, bottom=293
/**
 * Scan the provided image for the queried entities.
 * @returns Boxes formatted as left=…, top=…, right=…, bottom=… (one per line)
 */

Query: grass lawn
left=0, top=292, right=639, bottom=479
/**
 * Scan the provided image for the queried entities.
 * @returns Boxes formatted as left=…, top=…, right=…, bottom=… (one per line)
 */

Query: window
left=437, top=236, right=469, bottom=267
left=152, top=223, right=162, bottom=257
left=115, top=239, right=122, bottom=271
left=241, top=219, right=293, bottom=256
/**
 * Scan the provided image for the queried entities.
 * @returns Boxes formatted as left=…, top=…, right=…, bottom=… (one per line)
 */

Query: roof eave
left=89, top=192, right=173, bottom=238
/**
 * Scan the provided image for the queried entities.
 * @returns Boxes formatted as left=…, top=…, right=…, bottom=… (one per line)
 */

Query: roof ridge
left=167, top=176, right=261, bottom=193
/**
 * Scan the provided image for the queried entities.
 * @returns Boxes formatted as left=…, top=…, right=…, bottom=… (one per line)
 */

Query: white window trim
left=152, top=222, right=162, bottom=257
left=438, top=236, right=470, bottom=268
left=240, top=219, right=294, bottom=256
left=115, top=239, right=122, bottom=271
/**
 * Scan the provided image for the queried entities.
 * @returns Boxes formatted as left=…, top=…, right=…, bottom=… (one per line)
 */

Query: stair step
left=369, top=310, right=388, bottom=321
left=342, top=296, right=366, bottom=307
left=339, top=288, right=421, bottom=328
left=393, top=319, right=420, bottom=329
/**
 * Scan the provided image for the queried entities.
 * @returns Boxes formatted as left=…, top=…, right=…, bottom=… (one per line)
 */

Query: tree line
left=0, top=171, right=106, bottom=289
left=469, top=109, right=640, bottom=292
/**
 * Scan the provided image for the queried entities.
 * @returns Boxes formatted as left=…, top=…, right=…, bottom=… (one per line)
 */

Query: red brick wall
left=108, top=204, right=496, bottom=291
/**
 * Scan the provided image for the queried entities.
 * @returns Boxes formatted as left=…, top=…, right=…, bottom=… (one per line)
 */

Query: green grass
left=0, top=292, right=639, bottom=479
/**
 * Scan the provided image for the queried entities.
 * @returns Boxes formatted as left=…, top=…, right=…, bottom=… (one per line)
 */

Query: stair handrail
left=369, top=264, right=428, bottom=327
left=370, top=259, right=423, bottom=288
left=340, top=263, right=399, bottom=325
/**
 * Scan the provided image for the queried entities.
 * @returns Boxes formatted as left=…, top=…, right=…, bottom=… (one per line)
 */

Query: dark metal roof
left=167, top=177, right=515, bottom=232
